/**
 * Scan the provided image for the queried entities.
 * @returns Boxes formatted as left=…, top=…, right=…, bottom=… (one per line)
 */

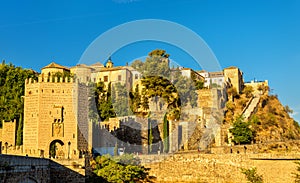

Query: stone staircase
left=242, top=94, right=261, bottom=120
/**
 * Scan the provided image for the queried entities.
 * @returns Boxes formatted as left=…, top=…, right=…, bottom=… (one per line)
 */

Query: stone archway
left=49, top=139, right=64, bottom=159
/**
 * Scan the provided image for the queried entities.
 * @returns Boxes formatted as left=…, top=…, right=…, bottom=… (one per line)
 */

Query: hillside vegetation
left=224, top=85, right=300, bottom=145
left=253, top=95, right=300, bottom=142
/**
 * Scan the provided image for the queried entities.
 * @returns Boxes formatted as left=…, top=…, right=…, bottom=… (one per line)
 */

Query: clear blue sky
left=1, top=0, right=300, bottom=121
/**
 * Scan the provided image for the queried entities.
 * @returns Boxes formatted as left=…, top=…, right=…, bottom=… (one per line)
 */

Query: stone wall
left=197, top=88, right=226, bottom=147
left=244, top=80, right=269, bottom=95
left=141, top=152, right=298, bottom=183
left=75, top=82, right=90, bottom=152
left=0, top=119, right=17, bottom=147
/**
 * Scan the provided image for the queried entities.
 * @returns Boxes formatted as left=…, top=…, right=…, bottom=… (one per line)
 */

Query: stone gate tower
left=23, top=62, right=90, bottom=159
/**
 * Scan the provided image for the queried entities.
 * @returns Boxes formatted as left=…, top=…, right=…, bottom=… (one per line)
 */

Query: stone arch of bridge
left=17, top=176, right=38, bottom=183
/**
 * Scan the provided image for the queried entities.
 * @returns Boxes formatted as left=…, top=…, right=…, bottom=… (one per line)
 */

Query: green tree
left=148, top=121, right=153, bottom=153
left=131, top=49, right=170, bottom=78
left=241, top=167, right=263, bottom=183
left=112, top=83, right=132, bottom=117
left=230, top=116, right=253, bottom=144
left=0, top=61, right=37, bottom=145
left=129, top=84, right=141, bottom=113
left=136, top=76, right=180, bottom=117
left=90, top=154, right=151, bottom=183
left=0, top=62, right=37, bottom=126
left=16, top=114, right=23, bottom=146
left=148, top=49, right=170, bottom=58
left=130, top=60, right=143, bottom=71
left=163, top=114, right=169, bottom=153
left=95, top=82, right=116, bottom=121
left=172, top=73, right=198, bottom=107
left=195, top=80, right=205, bottom=90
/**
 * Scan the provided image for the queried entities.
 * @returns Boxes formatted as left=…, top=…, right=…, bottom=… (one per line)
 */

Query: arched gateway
left=49, top=139, right=64, bottom=158
left=23, top=63, right=91, bottom=159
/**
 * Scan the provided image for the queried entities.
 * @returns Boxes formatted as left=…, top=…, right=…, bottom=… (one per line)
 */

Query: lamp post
left=5, top=142, right=8, bottom=154
left=68, top=141, right=71, bottom=159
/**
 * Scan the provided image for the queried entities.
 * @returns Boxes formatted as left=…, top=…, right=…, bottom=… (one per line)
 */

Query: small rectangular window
left=118, top=75, right=122, bottom=81
left=104, top=76, right=108, bottom=82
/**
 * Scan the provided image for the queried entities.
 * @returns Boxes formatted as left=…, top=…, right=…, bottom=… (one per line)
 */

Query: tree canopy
left=89, top=154, right=151, bottom=183
left=130, top=49, right=200, bottom=118
left=0, top=61, right=37, bottom=124
left=131, top=49, right=170, bottom=78
left=230, top=116, right=254, bottom=144
left=112, top=83, right=133, bottom=117
left=0, top=61, right=37, bottom=144
left=94, top=82, right=116, bottom=121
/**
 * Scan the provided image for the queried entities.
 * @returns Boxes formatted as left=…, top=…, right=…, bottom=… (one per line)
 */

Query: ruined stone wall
left=197, top=88, right=226, bottom=147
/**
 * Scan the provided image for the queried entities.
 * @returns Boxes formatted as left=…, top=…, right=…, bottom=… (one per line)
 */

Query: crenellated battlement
left=25, top=75, right=75, bottom=85
left=0, top=119, right=17, bottom=147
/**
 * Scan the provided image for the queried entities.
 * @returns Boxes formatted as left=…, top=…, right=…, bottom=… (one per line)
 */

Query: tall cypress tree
left=163, top=114, right=169, bottom=153
left=16, top=114, right=23, bottom=145
left=148, top=121, right=153, bottom=153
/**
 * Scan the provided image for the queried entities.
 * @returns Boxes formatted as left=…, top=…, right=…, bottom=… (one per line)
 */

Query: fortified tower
left=224, top=66, right=244, bottom=93
left=23, top=62, right=90, bottom=159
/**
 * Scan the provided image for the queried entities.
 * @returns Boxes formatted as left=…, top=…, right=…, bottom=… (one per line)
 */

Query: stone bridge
left=0, top=155, right=85, bottom=183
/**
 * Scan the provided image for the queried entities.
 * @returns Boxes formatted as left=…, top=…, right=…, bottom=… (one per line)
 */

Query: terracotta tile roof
left=225, top=66, right=238, bottom=70
left=70, top=64, right=92, bottom=69
left=90, top=62, right=104, bottom=67
left=42, top=62, right=69, bottom=70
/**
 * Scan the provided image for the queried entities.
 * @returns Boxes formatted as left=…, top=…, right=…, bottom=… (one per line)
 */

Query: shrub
left=293, top=161, right=300, bottom=183
left=91, top=154, right=150, bottom=183
left=226, top=101, right=235, bottom=112
left=243, top=86, right=254, bottom=98
left=241, top=167, right=263, bottom=183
